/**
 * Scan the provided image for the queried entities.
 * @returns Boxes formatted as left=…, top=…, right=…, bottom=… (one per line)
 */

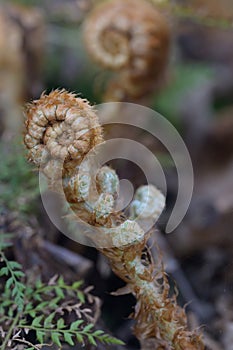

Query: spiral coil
left=83, top=0, right=170, bottom=101
left=24, top=90, right=204, bottom=349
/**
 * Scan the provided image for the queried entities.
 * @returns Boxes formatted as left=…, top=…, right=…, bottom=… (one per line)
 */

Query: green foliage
left=153, top=0, right=233, bottom=29
left=153, top=63, right=214, bottom=128
left=0, top=239, right=124, bottom=349
left=0, top=234, right=25, bottom=311
left=1, top=0, right=40, bottom=6
left=44, top=27, right=103, bottom=105
left=0, top=142, right=40, bottom=214
left=0, top=233, right=14, bottom=250
left=18, top=315, right=124, bottom=348
left=0, top=251, right=25, bottom=312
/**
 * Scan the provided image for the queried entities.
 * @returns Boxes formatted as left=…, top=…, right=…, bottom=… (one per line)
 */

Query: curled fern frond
left=23, top=89, right=205, bottom=349
left=83, top=0, right=170, bottom=101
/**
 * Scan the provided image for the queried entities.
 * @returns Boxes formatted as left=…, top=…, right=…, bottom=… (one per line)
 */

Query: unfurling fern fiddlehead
left=24, top=90, right=205, bottom=349
left=83, top=0, right=170, bottom=102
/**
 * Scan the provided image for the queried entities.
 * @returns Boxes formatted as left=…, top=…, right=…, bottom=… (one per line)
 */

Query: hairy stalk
left=102, top=242, right=203, bottom=349
left=24, top=90, right=205, bottom=349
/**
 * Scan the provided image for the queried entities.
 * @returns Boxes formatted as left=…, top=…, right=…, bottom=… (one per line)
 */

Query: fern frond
left=0, top=250, right=25, bottom=312
left=0, top=268, right=125, bottom=349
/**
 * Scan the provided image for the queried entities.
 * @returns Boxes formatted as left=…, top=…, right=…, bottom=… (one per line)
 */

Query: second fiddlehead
left=83, top=0, right=170, bottom=102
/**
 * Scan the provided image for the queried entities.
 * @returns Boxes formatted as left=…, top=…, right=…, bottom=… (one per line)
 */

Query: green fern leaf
left=0, top=267, right=9, bottom=276
left=36, top=330, right=46, bottom=343
left=75, top=333, right=84, bottom=343
left=44, top=312, right=55, bottom=328
left=88, top=334, right=97, bottom=346
left=83, top=323, right=94, bottom=332
left=57, top=318, right=65, bottom=329
left=64, top=332, right=75, bottom=346
left=51, top=332, right=62, bottom=347
left=32, top=315, right=44, bottom=327
left=70, top=319, right=84, bottom=331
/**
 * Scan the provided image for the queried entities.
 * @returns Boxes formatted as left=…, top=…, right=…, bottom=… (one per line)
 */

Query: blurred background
left=0, top=0, right=233, bottom=349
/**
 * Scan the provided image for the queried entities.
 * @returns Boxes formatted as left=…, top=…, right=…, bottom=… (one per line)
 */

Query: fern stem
left=1, top=312, right=21, bottom=350
left=13, top=338, right=42, bottom=350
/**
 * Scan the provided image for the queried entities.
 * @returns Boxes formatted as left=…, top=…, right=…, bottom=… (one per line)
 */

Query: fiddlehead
left=24, top=90, right=120, bottom=227
left=83, top=0, right=170, bottom=102
left=24, top=89, right=103, bottom=179
left=24, top=90, right=205, bottom=349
